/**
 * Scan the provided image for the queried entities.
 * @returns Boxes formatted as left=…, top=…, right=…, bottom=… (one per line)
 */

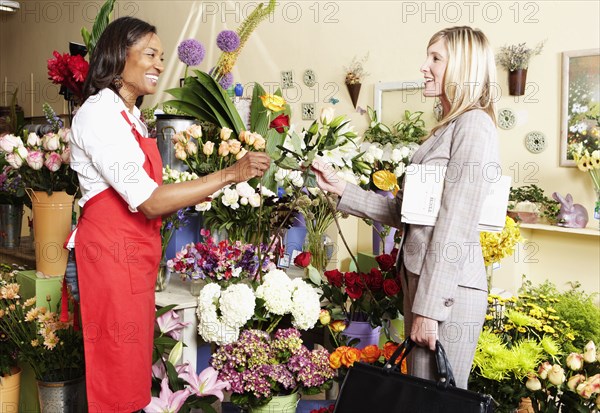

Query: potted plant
left=496, top=41, right=545, bottom=96
left=0, top=263, right=22, bottom=411
left=344, top=54, right=369, bottom=108
left=508, top=184, right=560, bottom=224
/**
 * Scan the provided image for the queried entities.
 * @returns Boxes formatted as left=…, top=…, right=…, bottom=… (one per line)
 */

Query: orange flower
left=329, top=350, right=343, bottom=369
left=341, top=347, right=362, bottom=368
left=383, top=341, right=401, bottom=363
left=360, top=345, right=381, bottom=363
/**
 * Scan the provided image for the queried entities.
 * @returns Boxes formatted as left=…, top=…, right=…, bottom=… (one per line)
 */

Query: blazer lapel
left=410, top=121, right=454, bottom=165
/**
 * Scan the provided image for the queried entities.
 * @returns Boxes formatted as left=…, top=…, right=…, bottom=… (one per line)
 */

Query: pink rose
left=60, top=146, right=71, bottom=164
left=0, top=134, right=22, bottom=153
left=44, top=152, right=62, bottom=172
left=26, top=151, right=44, bottom=170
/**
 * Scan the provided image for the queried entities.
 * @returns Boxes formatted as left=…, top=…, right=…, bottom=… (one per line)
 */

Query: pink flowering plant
left=149, top=305, right=230, bottom=413
left=210, top=328, right=335, bottom=411
left=0, top=105, right=78, bottom=196
left=166, top=229, right=277, bottom=283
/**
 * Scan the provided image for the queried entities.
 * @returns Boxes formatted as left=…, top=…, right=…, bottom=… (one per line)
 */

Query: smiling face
left=421, top=38, right=450, bottom=113
left=120, top=32, right=164, bottom=106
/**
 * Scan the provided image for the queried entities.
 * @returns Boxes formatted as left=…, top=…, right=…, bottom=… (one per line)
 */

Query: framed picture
left=560, top=48, right=600, bottom=166
left=278, top=253, right=291, bottom=269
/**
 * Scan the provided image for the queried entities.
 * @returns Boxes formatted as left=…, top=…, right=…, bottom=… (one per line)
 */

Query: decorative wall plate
left=524, top=131, right=546, bottom=153
left=498, top=108, right=517, bottom=130
left=281, top=70, right=293, bottom=89
left=303, top=69, right=316, bottom=87
left=302, top=103, right=315, bottom=120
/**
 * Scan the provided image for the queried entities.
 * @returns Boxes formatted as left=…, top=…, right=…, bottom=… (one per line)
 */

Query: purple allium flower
left=216, top=30, right=241, bottom=52
left=219, top=72, right=234, bottom=90
left=177, top=39, right=206, bottom=66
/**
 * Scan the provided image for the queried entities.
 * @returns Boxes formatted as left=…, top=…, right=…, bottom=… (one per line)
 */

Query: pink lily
left=152, top=360, right=190, bottom=381
left=179, top=364, right=230, bottom=401
left=156, top=310, right=191, bottom=341
left=145, top=377, right=190, bottom=413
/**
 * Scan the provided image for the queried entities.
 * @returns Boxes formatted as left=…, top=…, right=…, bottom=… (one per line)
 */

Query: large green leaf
left=193, top=71, right=245, bottom=134
left=164, top=86, right=220, bottom=125
left=81, top=0, right=116, bottom=53
left=250, top=83, right=269, bottom=135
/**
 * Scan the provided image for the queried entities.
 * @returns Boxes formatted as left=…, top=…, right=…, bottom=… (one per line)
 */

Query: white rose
left=275, top=168, right=289, bottom=183
left=187, top=124, right=202, bottom=139
left=583, top=341, right=597, bottom=364
left=547, top=365, right=566, bottom=386
left=235, top=182, right=255, bottom=199
left=566, top=353, right=584, bottom=371
left=221, top=188, right=239, bottom=209
left=220, top=127, right=232, bottom=141
left=6, top=153, right=23, bottom=168
left=26, top=132, right=41, bottom=147
left=525, top=373, right=541, bottom=391
left=58, top=128, right=70, bottom=143
left=0, top=134, right=23, bottom=153
left=320, top=107, right=334, bottom=125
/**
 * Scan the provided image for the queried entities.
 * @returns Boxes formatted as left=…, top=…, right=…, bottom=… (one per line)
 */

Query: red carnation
left=324, top=269, right=344, bottom=287
left=383, top=279, right=401, bottom=297
left=269, top=114, right=290, bottom=133
left=294, top=251, right=312, bottom=268
left=346, top=284, right=363, bottom=300
left=376, top=253, right=395, bottom=271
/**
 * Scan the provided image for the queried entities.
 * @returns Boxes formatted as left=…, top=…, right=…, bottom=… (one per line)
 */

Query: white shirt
left=70, top=88, right=158, bottom=211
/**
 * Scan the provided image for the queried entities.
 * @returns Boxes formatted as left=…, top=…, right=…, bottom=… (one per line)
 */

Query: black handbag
left=333, top=338, right=495, bottom=413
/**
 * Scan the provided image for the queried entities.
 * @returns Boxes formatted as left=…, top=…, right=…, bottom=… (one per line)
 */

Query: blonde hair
left=428, top=26, right=497, bottom=137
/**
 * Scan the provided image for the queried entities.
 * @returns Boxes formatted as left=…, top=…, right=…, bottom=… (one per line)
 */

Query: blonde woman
left=312, top=26, right=500, bottom=389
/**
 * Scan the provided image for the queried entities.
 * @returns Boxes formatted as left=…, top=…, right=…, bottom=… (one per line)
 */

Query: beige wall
left=1, top=1, right=598, bottom=296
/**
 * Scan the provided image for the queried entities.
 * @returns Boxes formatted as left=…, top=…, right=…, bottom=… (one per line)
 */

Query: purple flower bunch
left=177, top=39, right=206, bottom=67
left=0, top=165, right=24, bottom=205
left=216, top=30, right=240, bottom=53
left=210, top=328, right=335, bottom=410
left=167, top=229, right=276, bottom=282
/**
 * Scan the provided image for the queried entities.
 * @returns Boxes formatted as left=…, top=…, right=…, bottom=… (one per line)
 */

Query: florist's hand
left=311, top=157, right=346, bottom=196
left=228, top=151, right=271, bottom=183
left=410, top=314, right=438, bottom=351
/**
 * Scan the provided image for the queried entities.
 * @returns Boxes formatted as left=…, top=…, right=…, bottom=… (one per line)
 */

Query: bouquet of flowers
left=149, top=305, right=230, bottom=413
left=210, top=328, right=335, bottom=410
left=196, top=268, right=321, bottom=345
left=166, top=229, right=277, bottom=284
left=0, top=163, right=25, bottom=205
left=0, top=275, right=84, bottom=381
left=469, top=289, right=577, bottom=412
left=47, top=50, right=89, bottom=104
left=0, top=105, right=78, bottom=196
left=524, top=341, right=600, bottom=412
left=311, top=251, right=402, bottom=337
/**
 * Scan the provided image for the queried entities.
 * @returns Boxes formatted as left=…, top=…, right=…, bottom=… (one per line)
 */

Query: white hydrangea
left=255, top=269, right=293, bottom=315
left=219, top=284, right=256, bottom=328
left=290, top=278, right=321, bottom=330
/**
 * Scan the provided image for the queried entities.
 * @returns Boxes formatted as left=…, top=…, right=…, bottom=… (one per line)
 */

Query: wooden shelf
left=519, top=222, right=600, bottom=237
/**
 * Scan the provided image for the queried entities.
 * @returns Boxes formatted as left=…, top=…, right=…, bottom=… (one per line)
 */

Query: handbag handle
left=383, top=338, right=457, bottom=388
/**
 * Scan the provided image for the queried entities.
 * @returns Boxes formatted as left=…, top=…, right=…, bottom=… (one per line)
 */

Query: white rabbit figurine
left=552, top=192, right=589, bottom=228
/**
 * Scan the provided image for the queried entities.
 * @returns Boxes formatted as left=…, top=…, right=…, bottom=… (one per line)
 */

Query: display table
left=155, top=276, right=208, bottom=372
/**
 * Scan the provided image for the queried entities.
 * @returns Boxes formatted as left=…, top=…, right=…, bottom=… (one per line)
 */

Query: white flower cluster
left=354, top=141, right=420, bottom=185
left=162, top=165, right=199, bottom=184
left=255, top=269, right=321, bottom=330
left=196, top=283, right=256, bottom=345
left=195, top=181, right=278, bottom=212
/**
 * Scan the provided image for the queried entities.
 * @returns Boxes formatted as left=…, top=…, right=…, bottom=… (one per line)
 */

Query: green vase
left=250, top=392, right=300, bottom=413
left=304, top=232, right=328, bottom=272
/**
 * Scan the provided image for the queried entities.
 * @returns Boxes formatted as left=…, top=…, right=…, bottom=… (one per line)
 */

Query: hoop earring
left=113, top=75, right=123, bottom=90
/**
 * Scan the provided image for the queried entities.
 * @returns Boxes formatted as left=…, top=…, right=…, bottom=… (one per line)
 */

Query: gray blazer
left=338, top=109, right=500, bottom=322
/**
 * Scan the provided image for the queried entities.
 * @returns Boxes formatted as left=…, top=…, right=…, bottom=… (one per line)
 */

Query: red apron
left=74, top=110, right=162, bottom=413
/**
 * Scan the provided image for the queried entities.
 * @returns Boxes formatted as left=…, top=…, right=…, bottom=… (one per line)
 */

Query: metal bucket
left=37, top=375, right=87, bottom=413
left=155, top=114, right=198, bottom=171
left=0, top=204, right=23, bottom=248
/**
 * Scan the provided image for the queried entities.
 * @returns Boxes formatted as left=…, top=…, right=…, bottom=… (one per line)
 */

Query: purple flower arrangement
left=216, top=30, right=240, bottom=53
left=167, top=229, right=276, bottom=283
left=210, top=328, right=335, bottom=410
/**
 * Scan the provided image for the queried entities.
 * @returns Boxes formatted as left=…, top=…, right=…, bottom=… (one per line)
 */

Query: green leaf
left=275, top=156, right=300, bottom=170
left=86, top=0, right=116, bottom=53
left=153, top=336, right=178, bottom=347
left=155, top=304, right=178, bottom=318
left=250, top=83, right=268, bottom=135
left=307, top=265, right=322, bottom=285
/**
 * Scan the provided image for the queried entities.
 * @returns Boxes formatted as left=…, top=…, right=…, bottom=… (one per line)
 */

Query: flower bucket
left=250, top=392, right=300, bottom=413
left=155, top=261, right=170, bottom=292
left=37, top=375, right=86, bottom=413
left=155, top=114, right=198, bottom=172
left=0, top=204, right=24, bottom=248
left=26, top=190, right=74, bottom=277
left=344, top=321, right=381, bottom=349
left=0, top=367, right=22, bottom=413
left=508, top=69, right=527, bottom=96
